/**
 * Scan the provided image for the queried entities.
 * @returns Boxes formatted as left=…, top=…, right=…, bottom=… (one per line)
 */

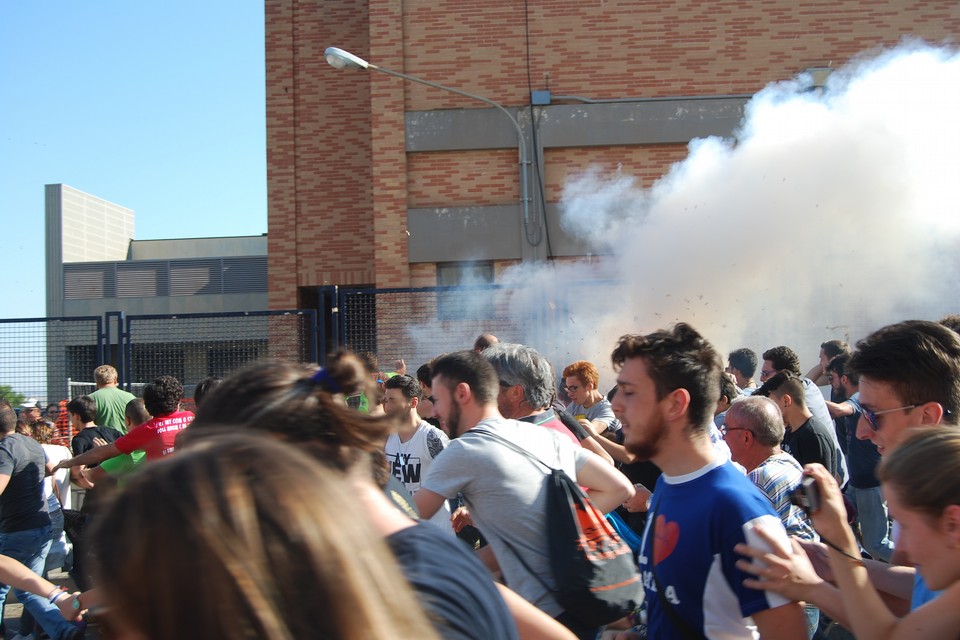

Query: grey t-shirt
left=0, top=434, right=52, bottom=533
left=566, top=398, right=616, bottom=430
left=422, top=417, right=591, bottom=617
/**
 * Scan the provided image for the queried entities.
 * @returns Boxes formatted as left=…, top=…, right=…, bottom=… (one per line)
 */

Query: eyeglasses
left=759, top=369, right=776, bottom=380
left=860, top=404, right=916, bottom=431
left=719, top=426, right=751, bottom=438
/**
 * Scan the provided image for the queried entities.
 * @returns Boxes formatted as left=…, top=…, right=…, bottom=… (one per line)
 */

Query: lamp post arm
left=368, top=63, right=524, bottom=145
left=368, top=64, right=532, bottom=225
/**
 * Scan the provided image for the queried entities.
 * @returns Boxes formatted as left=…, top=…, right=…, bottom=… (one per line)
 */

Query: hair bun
left=318, top=350, right=370, bottom=398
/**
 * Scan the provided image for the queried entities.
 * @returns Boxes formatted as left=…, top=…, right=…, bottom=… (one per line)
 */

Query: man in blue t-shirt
left=610, top=324, right=806, bottom=639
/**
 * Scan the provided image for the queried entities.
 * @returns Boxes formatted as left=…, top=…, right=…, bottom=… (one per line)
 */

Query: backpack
left=472, top=429, right=643, bottom=627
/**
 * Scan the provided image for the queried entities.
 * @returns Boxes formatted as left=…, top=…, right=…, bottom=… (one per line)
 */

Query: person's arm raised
left=576, top=452, right=634, bottom=513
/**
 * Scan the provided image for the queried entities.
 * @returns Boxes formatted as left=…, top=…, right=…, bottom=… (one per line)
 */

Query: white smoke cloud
left=507, top=41, right=960, bottom=380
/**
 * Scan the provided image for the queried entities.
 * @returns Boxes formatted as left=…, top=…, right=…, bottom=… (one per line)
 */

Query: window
left=436, top=262, right=495, bottom=321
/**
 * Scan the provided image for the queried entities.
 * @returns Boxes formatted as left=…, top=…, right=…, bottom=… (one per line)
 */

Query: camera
left=790, top=476, right=820, bottom=516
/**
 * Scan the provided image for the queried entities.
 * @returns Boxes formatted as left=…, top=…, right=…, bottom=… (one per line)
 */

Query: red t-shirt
left=115, top=411, right=194, bottom=461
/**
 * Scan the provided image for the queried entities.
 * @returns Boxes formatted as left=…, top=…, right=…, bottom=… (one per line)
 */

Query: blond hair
left=878, top=427, right=960, bottom=522
left=94, top=365, right=118, bottom=386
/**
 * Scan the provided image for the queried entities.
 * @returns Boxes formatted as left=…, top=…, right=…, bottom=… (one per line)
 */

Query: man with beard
left=611, top=324, right=806, bottom=639
left=382, top=375, right=452, bottom=532
left=414, top=350, right=633, bottom=639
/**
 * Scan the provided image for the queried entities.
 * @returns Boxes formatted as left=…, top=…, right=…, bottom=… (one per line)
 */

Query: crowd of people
left=0, top=318, right=959, bottom=639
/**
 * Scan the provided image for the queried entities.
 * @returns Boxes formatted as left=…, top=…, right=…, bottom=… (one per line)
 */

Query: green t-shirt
left=100, top=450, right=146, bottom=484
left=90, top=386, right=137, bottom=434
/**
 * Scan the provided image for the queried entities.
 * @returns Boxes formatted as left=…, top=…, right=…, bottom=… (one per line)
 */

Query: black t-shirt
left=782, top=417, right=838, bottom=479
left=71, top=426, right=124, bottom=465
left=387, top=523, right=519, bottom=640
left=0, top=434, right=52, bottom=533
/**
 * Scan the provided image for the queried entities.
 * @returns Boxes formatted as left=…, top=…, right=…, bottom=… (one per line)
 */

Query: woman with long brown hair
left=91, top=433, right=440, bottom=639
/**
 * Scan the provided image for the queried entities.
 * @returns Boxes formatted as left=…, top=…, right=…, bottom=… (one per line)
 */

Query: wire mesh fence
left=0, top=316, right=104, bottom=445
left=0, top=311, right=317, bottom=417
left=0, top=283, right=617, bottom=425
left=124, top=311, right=318, bottom=401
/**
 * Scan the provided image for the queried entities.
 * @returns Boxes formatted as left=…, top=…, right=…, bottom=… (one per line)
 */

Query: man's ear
left=410, top=395, right=420, bottom=409
left=920, top=401, right=946, bottom=425
left=454, top=381, right=472, bottom=405
left=663, top=388, right=691, bottom=421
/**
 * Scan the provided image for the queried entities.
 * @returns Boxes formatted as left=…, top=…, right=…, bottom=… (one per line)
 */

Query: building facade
left=42, top=184, right=271, bottom=398
left=265, top=0, right=960, bottom=311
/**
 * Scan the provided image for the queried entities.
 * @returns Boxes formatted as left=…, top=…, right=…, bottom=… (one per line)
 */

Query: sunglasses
left=861, top=404, right=951, bottom=431
left=861, top=404, right=916, bottom=431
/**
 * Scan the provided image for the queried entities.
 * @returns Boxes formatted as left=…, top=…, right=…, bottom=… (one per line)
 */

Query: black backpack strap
left=458, top=478, right=557, bottom=598
left=461, top=428, right=559, bottom=595
left=469, top=427, right=556, bottom=472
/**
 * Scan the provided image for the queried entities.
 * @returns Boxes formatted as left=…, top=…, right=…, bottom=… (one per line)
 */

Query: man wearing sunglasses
left=737, top=320, right=960, bottom=627
left=850, top=321, right=958, bottom=455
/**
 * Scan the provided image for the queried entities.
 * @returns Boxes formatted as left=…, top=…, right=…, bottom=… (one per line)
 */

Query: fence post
left=306, top=309, right=319, bottom=365
left=337, top=287, right=347, bottom=352
left=120, top=313, right=132, bottom=391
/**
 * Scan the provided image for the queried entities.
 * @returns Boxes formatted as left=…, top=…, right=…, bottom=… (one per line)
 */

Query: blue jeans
left=803, top=603, right=820, bottom=639
left=0, top=525, right=77, bottom=640
left=847, top=485, right=893, bottom=562
left=43, top=507, right=71, bottom=577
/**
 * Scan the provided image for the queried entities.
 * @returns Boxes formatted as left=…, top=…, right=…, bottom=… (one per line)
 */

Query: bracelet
left=48, top=587, right=67, bottom=603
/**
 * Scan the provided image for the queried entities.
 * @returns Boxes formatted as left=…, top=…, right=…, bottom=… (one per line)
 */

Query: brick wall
left=408, top=149, right=520, bottom=208
left=267, top=0, right=960, bottom=303
left=266, top=0, right=376, bottom=309
left=544, top=145, right=691, bottom=198
left=400, top=0, right=960, bottom=108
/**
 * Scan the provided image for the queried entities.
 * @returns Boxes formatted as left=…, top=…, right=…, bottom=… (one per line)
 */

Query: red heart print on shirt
left=653, top=514, right=680, bottom=565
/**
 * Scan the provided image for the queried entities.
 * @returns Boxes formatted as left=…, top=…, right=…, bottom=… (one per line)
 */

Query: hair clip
left=311, top=368, right=342, bottom=394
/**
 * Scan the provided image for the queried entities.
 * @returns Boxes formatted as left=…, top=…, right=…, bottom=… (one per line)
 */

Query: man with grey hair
left=482, top=343, right=614, bottom=462
left=723, top=396, right=817, bottom=541
left=482, top=342, right=579, bottom=442
left=723, top=395, right=820, bottom=637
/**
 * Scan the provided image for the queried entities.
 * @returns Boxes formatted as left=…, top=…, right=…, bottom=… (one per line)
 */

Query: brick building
left=265, top=0, right=960, bottom=314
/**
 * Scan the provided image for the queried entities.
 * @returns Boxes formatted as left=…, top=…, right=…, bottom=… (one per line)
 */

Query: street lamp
left=324, top=47, right=531, bottom=226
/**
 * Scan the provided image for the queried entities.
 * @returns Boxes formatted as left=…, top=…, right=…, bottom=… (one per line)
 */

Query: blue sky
left=0, top=2, right=267, bottom=319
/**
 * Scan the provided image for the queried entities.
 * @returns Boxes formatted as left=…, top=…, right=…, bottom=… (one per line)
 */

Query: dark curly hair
left=761, top=346, right=801, bottom=376
left=143, top=376, right=184, bottom=417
